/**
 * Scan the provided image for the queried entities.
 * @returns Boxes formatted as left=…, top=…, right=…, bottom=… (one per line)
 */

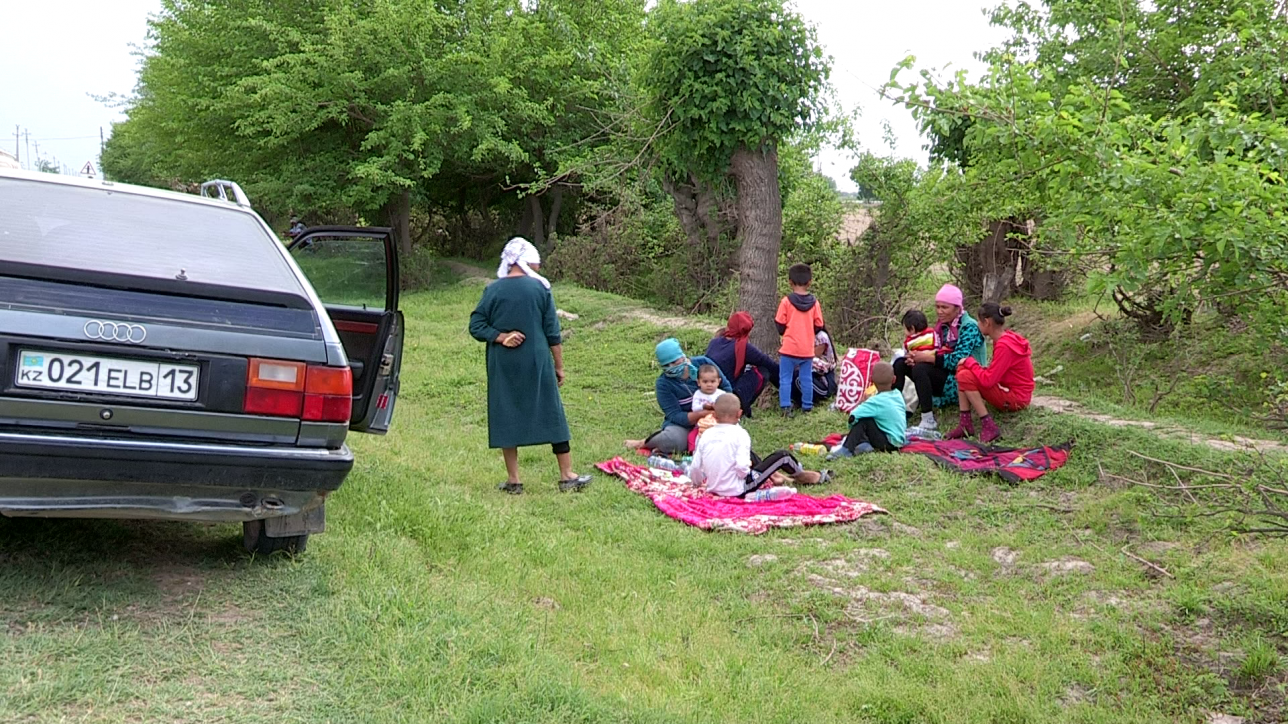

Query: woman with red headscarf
left=704, top=312, right=779, bottom=416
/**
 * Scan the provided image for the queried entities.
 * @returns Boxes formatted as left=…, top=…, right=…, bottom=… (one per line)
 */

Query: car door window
left=291, top=234, right=388, bottom=310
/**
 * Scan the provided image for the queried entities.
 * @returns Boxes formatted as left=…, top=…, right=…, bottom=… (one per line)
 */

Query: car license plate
left=16, top=350, right=200, bottom=401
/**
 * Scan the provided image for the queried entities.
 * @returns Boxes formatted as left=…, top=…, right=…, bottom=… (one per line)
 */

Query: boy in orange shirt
left=775, top=263, right=825, bottom=416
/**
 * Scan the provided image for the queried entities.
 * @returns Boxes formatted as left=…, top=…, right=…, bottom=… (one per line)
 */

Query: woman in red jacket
left=946, top=302, right=1034, bottom=442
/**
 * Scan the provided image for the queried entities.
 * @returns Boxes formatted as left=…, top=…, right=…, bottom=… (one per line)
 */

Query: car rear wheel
left=242, top=519, right=308, bottom=556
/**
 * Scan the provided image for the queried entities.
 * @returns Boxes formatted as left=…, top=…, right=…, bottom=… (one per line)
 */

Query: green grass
left=2, top=271, right=1287, bottom=723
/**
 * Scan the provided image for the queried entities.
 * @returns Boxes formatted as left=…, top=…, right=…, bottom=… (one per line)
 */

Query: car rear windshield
left=0, top=178, right=309, bottom=307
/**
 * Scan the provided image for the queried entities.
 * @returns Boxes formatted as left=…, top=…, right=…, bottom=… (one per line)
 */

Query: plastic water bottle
left=746, top=486, right=796, bottom=502
left=790, top=443, right=827, bottom=456
left=647, top=455, right=687, bottom=475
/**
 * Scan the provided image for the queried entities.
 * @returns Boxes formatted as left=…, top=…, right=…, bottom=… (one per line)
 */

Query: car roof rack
left=200, top=179, right=252, bottom=209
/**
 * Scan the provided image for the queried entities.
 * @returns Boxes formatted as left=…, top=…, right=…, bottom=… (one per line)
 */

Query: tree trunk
left=544, top=186, right=564, bottom=250
left=662, top=175, right=710, bottom=249
left=730, top=145, right=783, bottom=355
left=1016, top=218, right=1068, bottom=301
left=525, top=194, right=546, bottom=250
left=383, top=189, right=413, bottom=259
left=956, top=219, right=1022, bottom=305
left=519, top=195, right=535, bottom=240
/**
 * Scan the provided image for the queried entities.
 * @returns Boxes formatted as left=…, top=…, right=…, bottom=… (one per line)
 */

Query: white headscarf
left=496, top=237, right=550, bottom=289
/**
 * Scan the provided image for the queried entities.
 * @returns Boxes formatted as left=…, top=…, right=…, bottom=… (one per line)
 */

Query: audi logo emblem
left=84, top=320, right=148, bottom=344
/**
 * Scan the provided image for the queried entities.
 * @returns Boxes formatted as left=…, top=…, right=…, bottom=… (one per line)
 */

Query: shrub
left=813, top=219, right=925, bottom=346
left=547, top=196, right=738, bottom=312
left=813, top=153, right=940, bottom=347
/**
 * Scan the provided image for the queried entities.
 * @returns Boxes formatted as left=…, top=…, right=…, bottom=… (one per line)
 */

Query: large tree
left=103, top=0, right=646, bottom=256
left=640, top=0, right=830, bottom=352
left=888, top=0, right=1288, bottom=329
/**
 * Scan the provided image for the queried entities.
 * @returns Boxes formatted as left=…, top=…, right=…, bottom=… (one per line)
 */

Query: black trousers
left=791, top=370, right=836, bottom=406
left=741, top=450, right=803, bottom=496
left=893, top=357, right=949, bottom=414
left=842, top=417, right=899, bottom=453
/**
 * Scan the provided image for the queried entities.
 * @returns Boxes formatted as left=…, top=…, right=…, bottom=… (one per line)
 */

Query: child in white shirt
left=689, top=395, right=828, bottom=497
left=689, top=364, right=728, bottom=440
left=691, top=364, right=727, bottom=411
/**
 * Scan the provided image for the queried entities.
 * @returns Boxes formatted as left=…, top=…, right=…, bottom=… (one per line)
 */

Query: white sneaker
left=908, top=426, right=942, bottom=440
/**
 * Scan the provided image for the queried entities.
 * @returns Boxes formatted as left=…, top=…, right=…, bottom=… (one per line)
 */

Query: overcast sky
left=0, top=0, right=1007, bottom=190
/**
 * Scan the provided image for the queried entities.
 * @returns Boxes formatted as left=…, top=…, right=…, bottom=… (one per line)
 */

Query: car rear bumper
left=0, top=429, right=352, bottom=522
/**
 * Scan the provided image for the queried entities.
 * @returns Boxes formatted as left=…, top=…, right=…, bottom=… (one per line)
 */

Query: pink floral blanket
left=595, top=457, right=886, bottom=534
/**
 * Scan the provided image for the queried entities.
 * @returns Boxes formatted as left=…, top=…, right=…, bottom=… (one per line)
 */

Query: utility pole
left=23, top=129, right=31, bottom=171
left=12, top=125, right=18, bottom=165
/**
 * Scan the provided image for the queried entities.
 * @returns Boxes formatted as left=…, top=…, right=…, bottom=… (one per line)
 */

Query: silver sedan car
left=0, top=169, right=404, bottom=554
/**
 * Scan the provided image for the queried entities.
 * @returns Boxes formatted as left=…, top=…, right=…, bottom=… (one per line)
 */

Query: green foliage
left=887, top=0, right=1288, bottom=325
left=641, top=0, right=829, bottom=178
left=779, top=142, right=844, bottom=266
left=545, top=187, right=719, bottom=309
left=815, top=153, right=952, bottom=344
left=1267, top=374, right=1288, bottom=431
left=103, top=0, right=646, bottom=234
left=550, top=136, right=841, bottom=315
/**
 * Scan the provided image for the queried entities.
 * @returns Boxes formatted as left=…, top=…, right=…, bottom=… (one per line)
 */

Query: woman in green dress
left=469, top=238, right=592, bottom=495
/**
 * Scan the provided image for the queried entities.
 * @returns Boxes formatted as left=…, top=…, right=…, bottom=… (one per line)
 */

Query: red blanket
left=595, top=457, right=885, bottom=534
left=900, top=438, right=1073, bottom=482
left=820, top=433, right=1073, bottom=483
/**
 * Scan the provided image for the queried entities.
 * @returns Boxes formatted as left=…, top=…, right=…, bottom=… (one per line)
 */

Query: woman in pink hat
left=893, top=283, right=988, bottom=436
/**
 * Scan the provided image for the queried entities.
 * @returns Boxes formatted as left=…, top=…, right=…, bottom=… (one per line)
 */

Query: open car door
left=289, top=226, right=403, bottom=433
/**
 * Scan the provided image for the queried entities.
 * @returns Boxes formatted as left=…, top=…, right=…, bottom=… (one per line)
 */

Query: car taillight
left=244, top=359, right=352, bottom=422
left=303, top=365, right=352, bottom=423
left=244, top=359, right=305, bottom=417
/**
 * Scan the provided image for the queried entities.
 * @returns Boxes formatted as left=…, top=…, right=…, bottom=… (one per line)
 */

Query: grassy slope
left=2, top=273, right=1286, bottom=723
left=1000, top=294, right=1288, bottom=446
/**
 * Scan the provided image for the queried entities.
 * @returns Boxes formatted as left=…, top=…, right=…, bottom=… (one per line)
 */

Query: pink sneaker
left=980, top=416, right=1002, bottom=443
left=945, top=412, right=974, bottom=440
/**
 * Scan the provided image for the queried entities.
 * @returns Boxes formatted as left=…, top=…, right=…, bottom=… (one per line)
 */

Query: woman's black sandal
left=498, top=482, right=523, bottom=495
left=558, top=474, right=593, bottom=493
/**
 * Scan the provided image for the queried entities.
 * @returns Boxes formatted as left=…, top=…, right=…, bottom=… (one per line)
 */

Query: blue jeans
left=779, top=355, right=813, bottom=409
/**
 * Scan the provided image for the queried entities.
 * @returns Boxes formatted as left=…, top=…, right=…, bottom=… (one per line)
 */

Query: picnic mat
left=596, top=457, right=885, bottom=534
left=819, top=433, right=1074, bottom=483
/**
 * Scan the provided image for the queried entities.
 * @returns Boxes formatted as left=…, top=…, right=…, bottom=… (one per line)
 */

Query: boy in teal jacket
left=828, top=362, right=907, bottom=459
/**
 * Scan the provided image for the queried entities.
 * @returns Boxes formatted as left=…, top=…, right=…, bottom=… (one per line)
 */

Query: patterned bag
left=831, top=348, right=881, bottom=414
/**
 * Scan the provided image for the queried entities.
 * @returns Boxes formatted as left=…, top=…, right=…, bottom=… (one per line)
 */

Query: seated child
left=827, top=362, right=908, bottom=459
left=689, top=395, right=828, bottom=498
left=901, top=309, right=935, bottom=363
left=688, top=364, right=728, bottom=446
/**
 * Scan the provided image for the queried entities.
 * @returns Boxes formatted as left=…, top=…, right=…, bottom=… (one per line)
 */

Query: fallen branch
left=1125, top=479, right=1238, bottom=492
left=821, top=639, right=838, bottom=666
left=1025, top=504, right=1076, bottom=514
left=1166, top=463, right=1199, bottom=505
left=1120, top=545, right=1174, bottom=579
left=1126, top=450, right=1236, bottom=480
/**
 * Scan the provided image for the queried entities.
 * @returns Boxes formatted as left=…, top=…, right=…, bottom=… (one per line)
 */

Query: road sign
left=81, top=161, right=96, bottom=178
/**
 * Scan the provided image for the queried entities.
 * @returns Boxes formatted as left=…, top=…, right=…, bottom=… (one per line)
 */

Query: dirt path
left=444, top=260, right=492, bottom=281
left=444, top=259, right=720, bottom=333
left=606, top=308, right=720, bottom=334
left=1031, top=395, right=1288, bottom=456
